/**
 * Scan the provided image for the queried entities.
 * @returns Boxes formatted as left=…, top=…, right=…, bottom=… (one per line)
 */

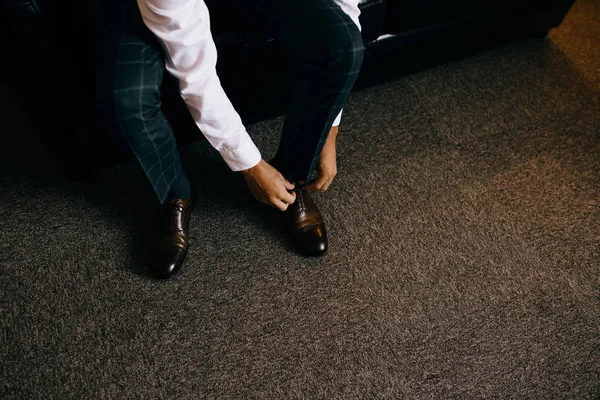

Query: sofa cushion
left=384, top=0, right=523, bottom=33
left=358, top=0, right=387, bottom=43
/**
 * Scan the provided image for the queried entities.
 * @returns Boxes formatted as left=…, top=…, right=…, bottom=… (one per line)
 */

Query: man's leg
left=96, top=2, right=194, bottom=278
left=229, top=0, right=364, bottom=181
left=304, top=0, right=362, bottom=192
left=229, top=0, right=365, bottom=255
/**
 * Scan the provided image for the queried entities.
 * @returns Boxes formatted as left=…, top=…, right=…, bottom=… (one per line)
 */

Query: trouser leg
left=96, top=2, right=190, bottom=204
left=228, top=0, right=365, bottom=182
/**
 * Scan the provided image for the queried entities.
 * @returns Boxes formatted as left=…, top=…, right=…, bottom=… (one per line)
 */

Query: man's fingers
left=302, top=180, right=319, bottom=191
left=321, top=179, right=333, bottom=191
left=306, top=174, right=336, bottom=192
left=283, top=179, right=295, bottom=191
left=260, top=197, right=276, bottom=208
left=304, top=176, right=327, bottom=191
left=273, top=199, right=289, bottom=211
left=281, top=189, right=296, bottom=205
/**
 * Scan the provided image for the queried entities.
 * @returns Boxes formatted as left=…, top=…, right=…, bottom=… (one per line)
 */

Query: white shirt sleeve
left=137, top=0, right=261, bottom=171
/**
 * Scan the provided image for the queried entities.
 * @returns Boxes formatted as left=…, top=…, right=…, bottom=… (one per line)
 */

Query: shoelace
left=296, top=189, right=306, bottom=213
left=164, top=202, right=185, bottom=231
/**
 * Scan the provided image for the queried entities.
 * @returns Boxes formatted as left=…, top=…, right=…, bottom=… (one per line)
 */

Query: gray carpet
left=1, top=1, right=599, bottom=398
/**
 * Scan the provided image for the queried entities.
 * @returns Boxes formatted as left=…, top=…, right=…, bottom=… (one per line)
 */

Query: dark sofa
left=0, top=0, right=575, bottom=179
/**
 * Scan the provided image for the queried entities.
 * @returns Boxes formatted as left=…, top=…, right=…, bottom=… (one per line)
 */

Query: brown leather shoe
left=285, top=189, right=328, bottom=256
left=150, top=198, right=194, bottom=279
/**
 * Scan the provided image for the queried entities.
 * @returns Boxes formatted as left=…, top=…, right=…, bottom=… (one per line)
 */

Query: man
left=96, top=0, right=364, bottom=278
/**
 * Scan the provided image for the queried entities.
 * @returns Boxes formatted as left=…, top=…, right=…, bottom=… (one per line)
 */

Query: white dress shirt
left=137, top=0, right=360, bottom=171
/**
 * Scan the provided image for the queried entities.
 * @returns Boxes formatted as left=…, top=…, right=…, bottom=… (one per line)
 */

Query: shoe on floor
left=285, top=189, right=328, bottom=257
left=149, top=197, right=194, bottom=279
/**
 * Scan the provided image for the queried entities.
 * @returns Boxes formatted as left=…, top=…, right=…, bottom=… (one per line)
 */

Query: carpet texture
left=1, top=1, right=599, bottom=399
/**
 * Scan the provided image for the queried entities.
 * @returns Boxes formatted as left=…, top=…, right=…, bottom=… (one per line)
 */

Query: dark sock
left=167, top=169, right=191, bottom=200
left=269, top=156, right=302, bottom=184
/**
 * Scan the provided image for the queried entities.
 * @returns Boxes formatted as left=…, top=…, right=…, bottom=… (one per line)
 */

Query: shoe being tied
left=285, top=188, right=328, bottom=256
left=150, top=198, right=194, bottom=279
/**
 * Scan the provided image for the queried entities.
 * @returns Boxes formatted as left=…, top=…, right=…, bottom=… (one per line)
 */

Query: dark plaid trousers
left=96, top=0, right=364, bottom=204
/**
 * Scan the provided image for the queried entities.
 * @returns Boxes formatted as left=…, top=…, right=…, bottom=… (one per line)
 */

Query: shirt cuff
left=332, top=109, right=343, bottom=127
left=218, top=131, right=262, bottom=171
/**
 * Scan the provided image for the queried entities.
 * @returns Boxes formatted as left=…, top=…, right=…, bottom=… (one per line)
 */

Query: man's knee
left=337, top=29, right=365, bottom=75
left=320, top=23, right=365, bottom=78
left=96, top=70, right=163, bottom=159
left=97, top=56, right=163, bottom=123
left=108, top=84, right=161, bottom=124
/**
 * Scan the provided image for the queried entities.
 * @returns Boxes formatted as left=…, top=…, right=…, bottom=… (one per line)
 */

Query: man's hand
left=241, top=159, right=296, bottom=211
left=303, top=126, right=338, bottom=192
